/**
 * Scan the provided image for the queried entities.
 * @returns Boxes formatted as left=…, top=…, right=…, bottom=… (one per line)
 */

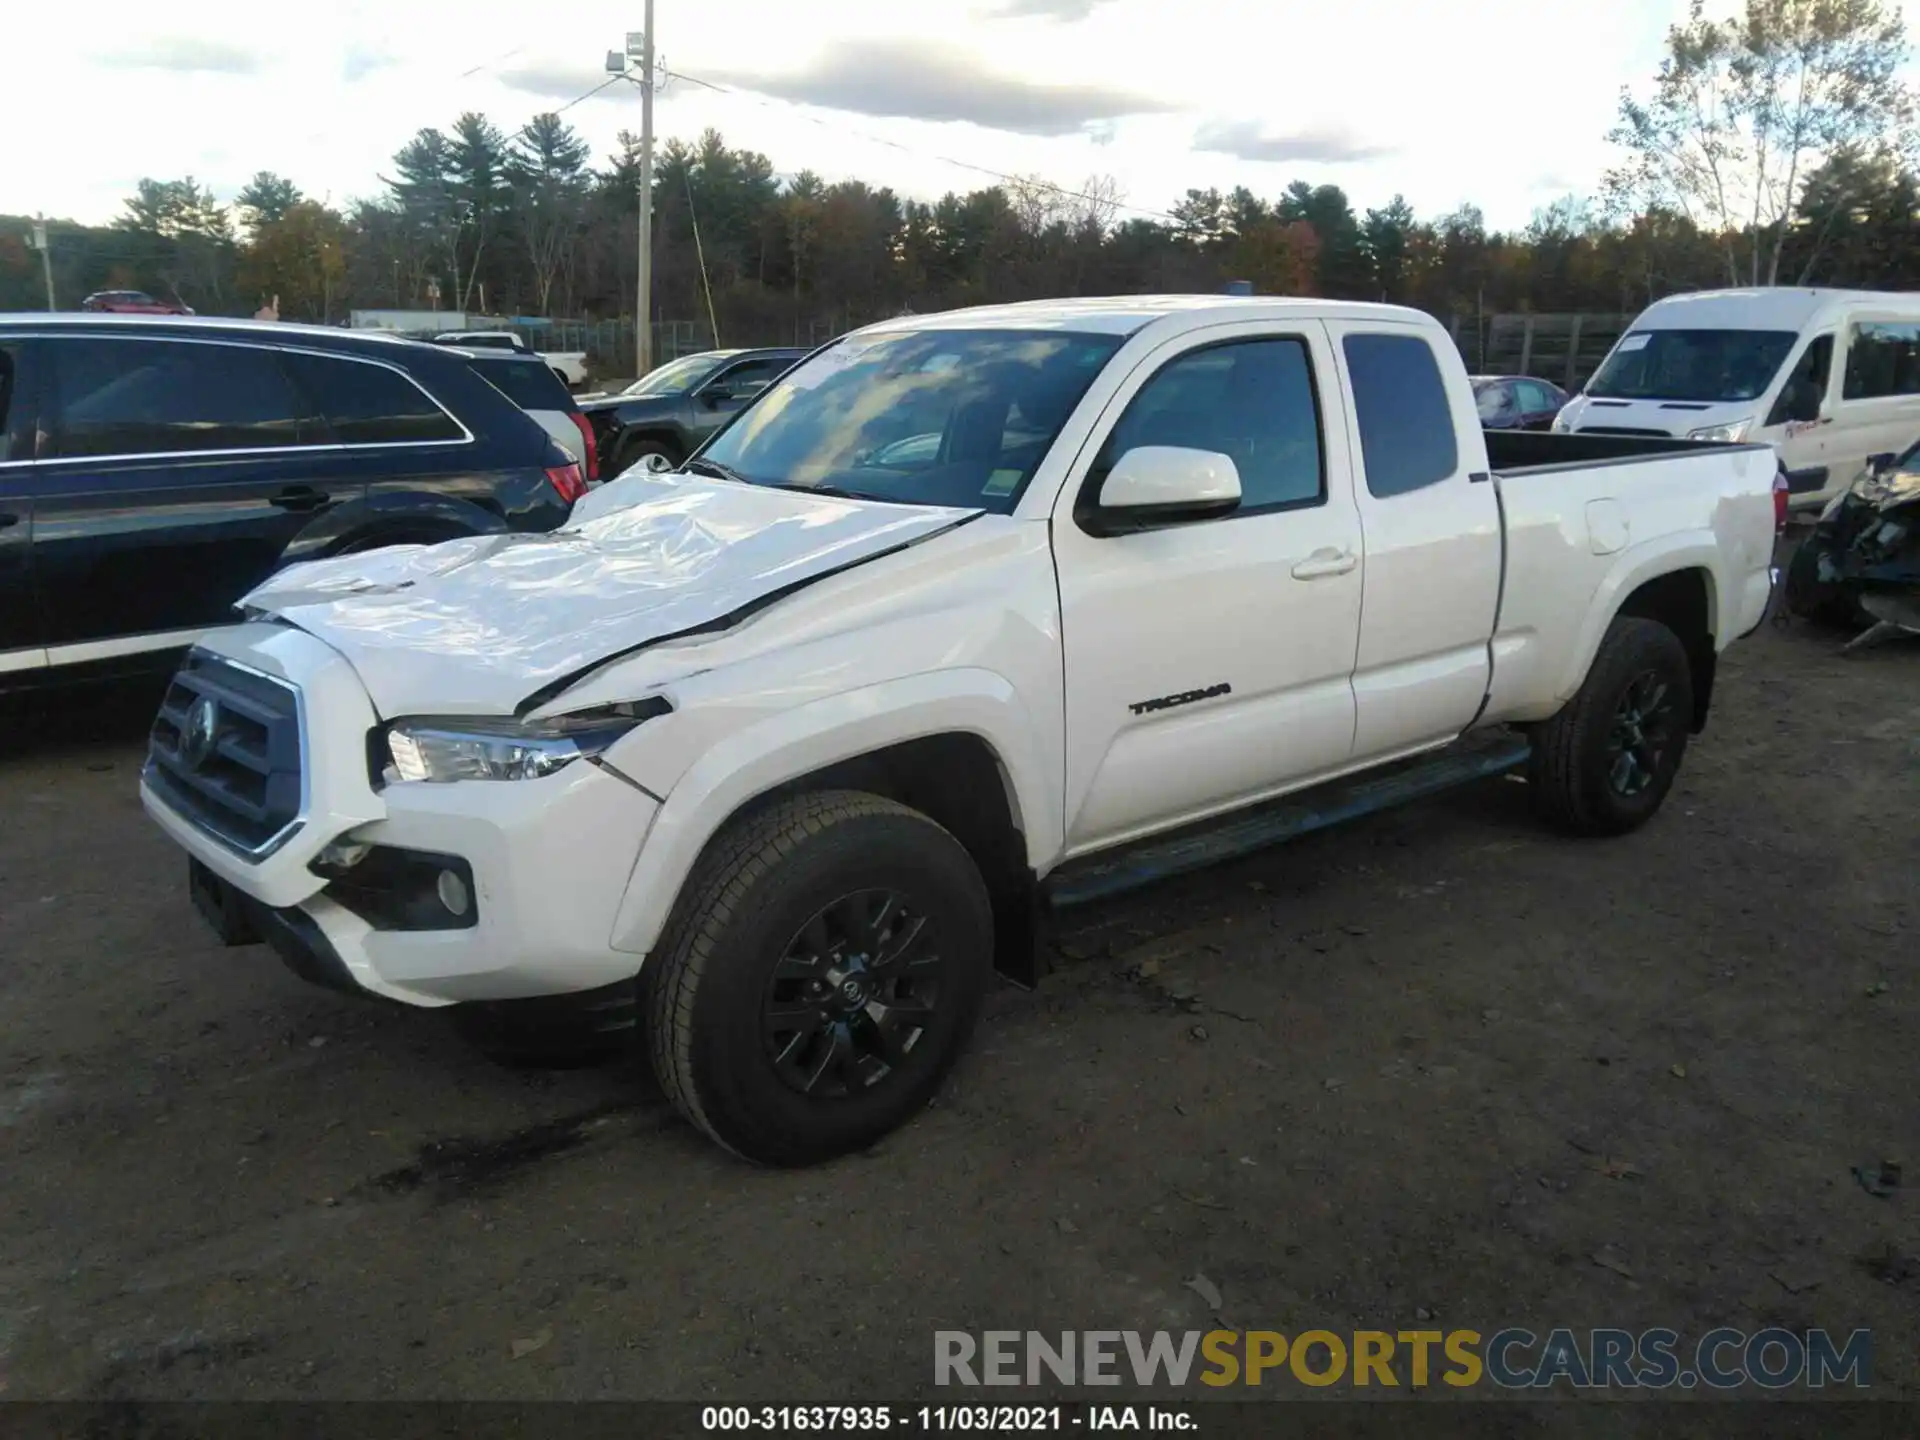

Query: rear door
left=1323, top=322, right=1502, bottom=761
left=30, top=334, right=368, bottom=657
left=0, top=338, right=42, bottom=675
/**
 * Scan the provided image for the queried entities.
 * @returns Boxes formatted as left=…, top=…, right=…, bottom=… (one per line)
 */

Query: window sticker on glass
left=782, top=341, right=878, bottom=390
left=1615, top=333, right=1652, bottom=352
left=982, top=469, right=1022, bottom=496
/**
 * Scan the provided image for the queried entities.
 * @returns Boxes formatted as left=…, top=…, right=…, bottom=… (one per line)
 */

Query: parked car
left=147, top=296, right=1780, bottom=1167
left=80, top=290, right=193, bottom=316
left=1554, top=287, right=1920, bottom=510
left=1785, top=441, right=1920, bottom=629
left=429, top=331, right=589, bottom=389
left=1472, top=374, right=1568, bottom=430
left=0, top=315, right=586, bottom=695
left=579, top=347, right=810, bottom=477
left=459, top=348, right=598, bottom=483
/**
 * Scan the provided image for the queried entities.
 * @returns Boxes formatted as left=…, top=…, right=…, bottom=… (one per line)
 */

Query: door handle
left=1291, top=549, right=1357, bottom=580
left=270, top=486, right=330, bottom=514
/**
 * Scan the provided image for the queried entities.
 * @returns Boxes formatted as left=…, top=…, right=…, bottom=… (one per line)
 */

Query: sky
left=6, top=0, right=1699, bottom=233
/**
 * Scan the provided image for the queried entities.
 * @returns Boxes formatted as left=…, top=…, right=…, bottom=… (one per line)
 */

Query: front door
left=1053, top=322, right=1365, bottom=854
left=31, top=333, right=366, bottom=656
left=1769, top=332, right=1836, bottom=498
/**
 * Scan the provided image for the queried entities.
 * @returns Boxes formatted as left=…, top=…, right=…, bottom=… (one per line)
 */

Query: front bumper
left=144, top=627, right=663, bottom=1008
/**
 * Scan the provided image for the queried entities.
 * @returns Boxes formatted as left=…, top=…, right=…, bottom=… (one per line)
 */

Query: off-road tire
left=643, top=791, right=993, bottom=1166
left=1528, top=616, right=1694, bottom=837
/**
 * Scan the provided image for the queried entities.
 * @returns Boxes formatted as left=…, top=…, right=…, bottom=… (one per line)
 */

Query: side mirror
left=1092, top=445, right=1241, bottom=530
left=1865, top=451, right=1897, bottom=479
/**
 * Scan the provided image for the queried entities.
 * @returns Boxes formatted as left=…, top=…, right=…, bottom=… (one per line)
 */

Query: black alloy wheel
left=762, top=888, right=945, bottom=1097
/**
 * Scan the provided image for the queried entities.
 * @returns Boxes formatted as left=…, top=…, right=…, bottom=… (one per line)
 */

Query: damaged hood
left=240, top=472, right=979, bottom=716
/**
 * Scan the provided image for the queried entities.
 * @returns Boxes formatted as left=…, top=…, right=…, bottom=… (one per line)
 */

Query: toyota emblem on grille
left=180, top=696, right=220, bottom=770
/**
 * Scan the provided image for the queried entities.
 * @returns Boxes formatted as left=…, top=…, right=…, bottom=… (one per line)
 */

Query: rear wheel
left=643, top=791, right=992, bottom=1166
left=1528, top=616, right=1693, bottom=836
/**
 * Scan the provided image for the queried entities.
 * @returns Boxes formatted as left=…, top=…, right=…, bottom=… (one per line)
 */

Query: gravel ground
left=2, top=586, right=1915, bottom=1404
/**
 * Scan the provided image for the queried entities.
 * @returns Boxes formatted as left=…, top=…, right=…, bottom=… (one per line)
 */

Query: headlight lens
left=383, top=700, right=668, bottom=783
left=1688, top=419, right=1753, bottom=443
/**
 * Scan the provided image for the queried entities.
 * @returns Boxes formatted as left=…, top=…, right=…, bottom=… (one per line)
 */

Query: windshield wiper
left=768, top=481, right=887, bottom=503
left=684, top=457, right=748, bottom=484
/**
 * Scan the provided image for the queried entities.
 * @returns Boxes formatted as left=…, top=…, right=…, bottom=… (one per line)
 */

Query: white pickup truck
left=141, top=296, right=1780, bottom=1167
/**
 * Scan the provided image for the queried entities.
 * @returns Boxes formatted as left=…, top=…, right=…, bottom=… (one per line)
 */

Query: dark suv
left=0, top=316, right=584, bottom=694
left=580, top=347, right=810, bottom=477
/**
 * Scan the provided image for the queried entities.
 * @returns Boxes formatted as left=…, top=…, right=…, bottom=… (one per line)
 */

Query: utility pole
left=611, top=6, right=656, bottom=379
left=28, top=216, right=55, bottom=310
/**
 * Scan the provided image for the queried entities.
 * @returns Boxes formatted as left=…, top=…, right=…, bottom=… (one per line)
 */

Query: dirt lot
left=2, top=597, right=1916, bottom=1404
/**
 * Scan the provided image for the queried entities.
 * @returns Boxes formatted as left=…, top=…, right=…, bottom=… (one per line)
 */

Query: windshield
left=696, top=328, right=1124, bottom=512
left=1586, top=329, right=1797, bottom=403
left=623, top=353, right=730, bottom=397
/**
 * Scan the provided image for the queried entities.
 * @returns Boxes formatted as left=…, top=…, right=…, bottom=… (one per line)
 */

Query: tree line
left=3, top=0, right=1914, bottom=359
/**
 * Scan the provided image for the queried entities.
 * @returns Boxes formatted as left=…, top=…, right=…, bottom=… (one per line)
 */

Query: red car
left=79, top=290, right=194, bottom=316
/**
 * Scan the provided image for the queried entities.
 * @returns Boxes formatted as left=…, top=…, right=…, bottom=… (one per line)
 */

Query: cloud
left=1193, top=118, right=1394, bottom=165
left=100, top=36, right=261, bottom=75
left=981, top=0, right=1120, bottom=17
left=342, top=45, right=395, bottom=83
left=708, top=39, right=1170, bottom=137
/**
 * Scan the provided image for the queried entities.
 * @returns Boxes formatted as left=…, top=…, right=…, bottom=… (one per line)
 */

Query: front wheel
left=643, top=791, right=993, bottom=1166
left=1527, top=616, right=1694, bottom=836
left=612, top=436, right=681, bottom=478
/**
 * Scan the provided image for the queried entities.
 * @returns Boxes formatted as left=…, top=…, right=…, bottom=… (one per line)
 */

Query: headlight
left=1551, top=416, right=1570, bottom=433
left=1688, top=419, right=1753, bottom=443
left=383, top=699, right=668, bottom=783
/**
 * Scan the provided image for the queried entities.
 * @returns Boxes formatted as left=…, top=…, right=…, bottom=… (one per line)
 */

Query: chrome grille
left=146, top=651, right=304, bottom=857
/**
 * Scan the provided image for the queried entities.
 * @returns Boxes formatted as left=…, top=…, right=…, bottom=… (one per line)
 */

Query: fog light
left=436, top=868, right=472, bottom=918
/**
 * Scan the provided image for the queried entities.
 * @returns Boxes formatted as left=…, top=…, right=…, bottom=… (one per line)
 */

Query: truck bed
left=1484, top=429, right=1767, bottom=475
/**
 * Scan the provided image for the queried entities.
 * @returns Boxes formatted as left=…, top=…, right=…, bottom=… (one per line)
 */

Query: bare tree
left=1606, top=0, right=1915, bottom=285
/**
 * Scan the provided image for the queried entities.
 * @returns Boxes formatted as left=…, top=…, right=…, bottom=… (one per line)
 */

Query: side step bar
left=1044, top=728, right=1533, bottom=910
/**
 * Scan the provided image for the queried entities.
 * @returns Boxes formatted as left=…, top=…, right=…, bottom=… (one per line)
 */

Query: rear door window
left=46, top=337, right=313, bottom=459
left=1342, top=333, right=1461, bottom=497
left=280, top=351, right=465, bottom=445
left=1841, top=322, right=1920, bottom=400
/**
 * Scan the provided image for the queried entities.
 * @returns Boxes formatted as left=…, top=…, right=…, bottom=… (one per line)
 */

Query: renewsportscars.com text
left=934, top=1328, right=1872, bottom=1391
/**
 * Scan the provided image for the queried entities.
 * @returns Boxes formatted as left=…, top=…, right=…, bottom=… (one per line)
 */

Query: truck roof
left=1633, top=288, right=1920, bottom=332
left=856, top=294, right=1436, bottom=337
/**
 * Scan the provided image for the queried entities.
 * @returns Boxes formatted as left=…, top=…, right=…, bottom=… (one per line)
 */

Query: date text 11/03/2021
left=701, top=1407, right=1188, bottom=1431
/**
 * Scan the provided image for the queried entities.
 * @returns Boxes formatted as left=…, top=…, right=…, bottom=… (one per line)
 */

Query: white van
left=1555, top=288, right=1920, bottom=508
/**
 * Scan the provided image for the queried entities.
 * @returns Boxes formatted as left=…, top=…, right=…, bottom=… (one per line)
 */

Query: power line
left=657, top=65, right=1180, bottom=224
